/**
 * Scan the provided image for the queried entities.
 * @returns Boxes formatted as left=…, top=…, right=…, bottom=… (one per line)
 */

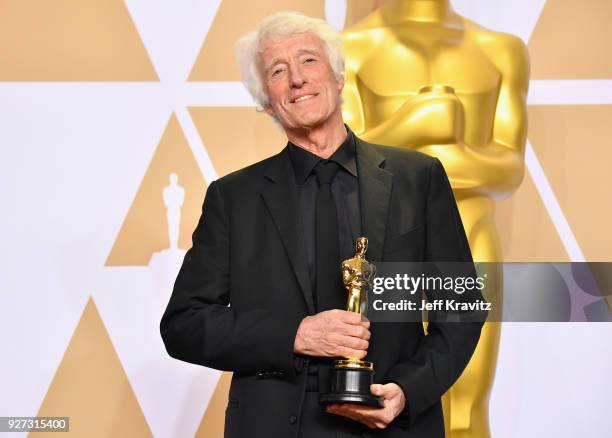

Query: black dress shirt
left=287, top=128, right=362, bottom=291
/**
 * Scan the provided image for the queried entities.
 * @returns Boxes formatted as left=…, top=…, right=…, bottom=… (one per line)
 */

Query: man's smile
left=290, top=93, right=319, bottom=104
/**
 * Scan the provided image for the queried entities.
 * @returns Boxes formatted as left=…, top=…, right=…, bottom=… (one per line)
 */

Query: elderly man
left=160, top=11, right=483, bottom=438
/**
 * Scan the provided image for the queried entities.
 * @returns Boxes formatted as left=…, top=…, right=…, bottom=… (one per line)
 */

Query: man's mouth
left=290, top=93, right=318, bottom=103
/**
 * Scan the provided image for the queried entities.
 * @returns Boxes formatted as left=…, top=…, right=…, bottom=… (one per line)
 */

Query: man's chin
left=287, top=116, right=327, bottom=130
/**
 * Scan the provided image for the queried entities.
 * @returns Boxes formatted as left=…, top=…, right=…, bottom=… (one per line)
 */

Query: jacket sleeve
left=159, top=181, right=302, bottom=379
left=384, top=158, right=485, bottom=427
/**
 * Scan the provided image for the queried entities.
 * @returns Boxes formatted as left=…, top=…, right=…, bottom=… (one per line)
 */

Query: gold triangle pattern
left=106, top=114, right=207, bottom=266
left=30, top=297, right=151, bottom=437
left=188, top=107, right=286, bottom=177
left=194, top=372, right=233, bottom=438
left=528, top=0, right=612, bottom=79
left=0, top=0, right=158, bottom=81
left=526, top=104, right=612, bottom=260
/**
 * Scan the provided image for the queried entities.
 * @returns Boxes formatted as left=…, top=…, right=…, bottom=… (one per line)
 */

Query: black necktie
left=314, top=160, right=344, bottom=312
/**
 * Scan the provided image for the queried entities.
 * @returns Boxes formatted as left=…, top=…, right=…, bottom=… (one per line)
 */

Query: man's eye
left=272, top=68, right=284, bottom=77
left=304, top=58, right=316, bottom=63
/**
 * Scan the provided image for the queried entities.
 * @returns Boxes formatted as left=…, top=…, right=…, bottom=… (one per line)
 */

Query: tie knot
left=314, top=160, right=339, bottom=186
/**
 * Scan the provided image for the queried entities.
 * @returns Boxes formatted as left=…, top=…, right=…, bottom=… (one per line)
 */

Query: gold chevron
left=526, top=104, right=612, bottom=260
left=30, top=297, right=151, bottom=437
left=106, top=114, right=207, bottom=266
left=195, top=372, right=233, bottom=438
left=188, top=107, right=285, bottom=177
left=0, top=0, right=158, bottom=81
left=529, top=0, right=612, bottom=79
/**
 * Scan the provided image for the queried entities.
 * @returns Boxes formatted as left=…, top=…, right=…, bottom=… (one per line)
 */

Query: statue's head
left=355, top=237, right=368, bottom=258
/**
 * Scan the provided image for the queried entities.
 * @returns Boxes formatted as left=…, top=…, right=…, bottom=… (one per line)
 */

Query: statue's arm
left=417, top=33, right=530, bottom=197
left=342, top=31, right=530, bottom=197
left=341, top=263, right=351, bottom=284
left=341, top=32, right=468, bottom=151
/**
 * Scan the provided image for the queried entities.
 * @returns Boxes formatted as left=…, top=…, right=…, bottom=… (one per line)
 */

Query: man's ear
left=337, top=73, right=345, bottom=91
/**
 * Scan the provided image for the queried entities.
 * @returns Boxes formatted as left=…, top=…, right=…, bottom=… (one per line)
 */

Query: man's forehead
left=261, top=33, right=325, bottom=61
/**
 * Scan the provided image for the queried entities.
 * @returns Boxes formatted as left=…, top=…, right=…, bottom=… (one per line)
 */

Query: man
left=160, top=11, right=483, bottom=438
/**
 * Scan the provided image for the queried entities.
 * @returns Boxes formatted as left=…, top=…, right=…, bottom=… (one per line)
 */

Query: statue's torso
left=343, top=18, right=517, bottom=257
left=346, top=22, right=501, bottom=148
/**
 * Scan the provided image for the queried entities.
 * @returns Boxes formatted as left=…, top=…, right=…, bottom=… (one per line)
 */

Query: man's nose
left=289, top=65, right=306, bottom=88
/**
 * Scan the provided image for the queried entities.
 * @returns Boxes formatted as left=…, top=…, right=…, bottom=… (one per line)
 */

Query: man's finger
left=335, top=310, right=365, bottom=325
left=340, top=334, right=369, bottom=351
left=327, top=333, right=368, bottom=353
left=326, top=404, right=385, bottom=429
left=335, top=411, right=376, bottom=429
left=340, top=323, right=371, bottom=340
left=327, top=405, right=367, bottom=421
left=371, top=383, right=399, bottom=398
left=329, top=403, right=377, bottom=416
left=370, top=384, right=385, bottom=396
left=336, top=345, right=367, bottom=359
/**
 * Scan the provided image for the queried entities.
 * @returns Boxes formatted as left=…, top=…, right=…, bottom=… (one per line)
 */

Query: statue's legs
left=347, top=288, right=360, bottom=313
left=443, top=322, right=501, bottom=438
left=443, top=205, right=502, bottom=438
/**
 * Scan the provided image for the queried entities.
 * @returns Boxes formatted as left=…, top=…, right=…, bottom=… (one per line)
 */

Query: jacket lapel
left=356, top=138, right=393, bottom=262
left=261, top=148, right=315, bottom=314
left=259, top=138, right=392, bottom=312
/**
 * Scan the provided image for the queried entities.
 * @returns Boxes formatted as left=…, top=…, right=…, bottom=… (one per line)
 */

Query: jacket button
left=289, top=415, right=297, bottom=425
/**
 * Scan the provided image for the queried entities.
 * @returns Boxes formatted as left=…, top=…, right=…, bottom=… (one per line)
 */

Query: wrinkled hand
left=326, top=383, right=406, bottom=429
left=293, top=309, right=370, bottom=359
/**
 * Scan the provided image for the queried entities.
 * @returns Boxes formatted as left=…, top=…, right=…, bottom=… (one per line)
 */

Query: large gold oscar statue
left=341, top=1, right=529, bottom=436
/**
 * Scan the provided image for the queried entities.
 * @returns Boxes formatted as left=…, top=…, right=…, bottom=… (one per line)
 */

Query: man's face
left=259, top=32, right=344, bottom=130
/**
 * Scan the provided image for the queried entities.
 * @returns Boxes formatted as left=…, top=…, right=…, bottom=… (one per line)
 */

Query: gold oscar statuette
left=320, top=237, right=384, bottom=408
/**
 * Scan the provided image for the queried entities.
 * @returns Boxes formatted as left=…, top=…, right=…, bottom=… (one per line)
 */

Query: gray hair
left=234, top=11, right=345, bottom=111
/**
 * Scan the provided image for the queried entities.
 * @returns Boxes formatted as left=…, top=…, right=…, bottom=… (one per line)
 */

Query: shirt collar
left=288, top=125, right=357, bottom=184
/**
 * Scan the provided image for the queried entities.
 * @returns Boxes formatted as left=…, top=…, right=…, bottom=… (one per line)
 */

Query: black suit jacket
left=160, top=136, right=484, bottom=438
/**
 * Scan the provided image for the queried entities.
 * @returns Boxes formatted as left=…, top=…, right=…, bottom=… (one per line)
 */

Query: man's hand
left=326, top=383, right=406, bottom=429
left=293, top=310, right=370, bottom=359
